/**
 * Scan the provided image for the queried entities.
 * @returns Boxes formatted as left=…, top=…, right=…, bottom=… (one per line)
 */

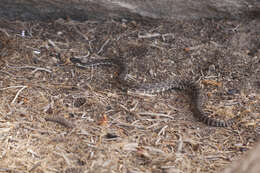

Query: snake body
left=70, top=57, right=237, bottom=127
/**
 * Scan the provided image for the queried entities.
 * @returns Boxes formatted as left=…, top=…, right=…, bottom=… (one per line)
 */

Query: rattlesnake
left=70, top=57, right=238, bottom=127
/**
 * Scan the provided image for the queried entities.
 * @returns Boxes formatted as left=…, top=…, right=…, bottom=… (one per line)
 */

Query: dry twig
left=45, top=116, right=74, bottom=128
left=7, top=64, right=52, bottom=73
left=11, top=86, right=27, bottom=104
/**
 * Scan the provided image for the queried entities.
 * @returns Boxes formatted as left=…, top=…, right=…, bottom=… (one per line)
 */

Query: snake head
left=69, top=57, right=82, bottom=64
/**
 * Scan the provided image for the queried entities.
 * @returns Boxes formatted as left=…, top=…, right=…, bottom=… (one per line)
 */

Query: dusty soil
left=0, top=16, right=259, bottom=173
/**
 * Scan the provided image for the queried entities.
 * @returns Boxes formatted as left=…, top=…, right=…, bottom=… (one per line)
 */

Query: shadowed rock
left=223, top=141, right=260, bottom=173
left=0, top=0, right=259, bottom=21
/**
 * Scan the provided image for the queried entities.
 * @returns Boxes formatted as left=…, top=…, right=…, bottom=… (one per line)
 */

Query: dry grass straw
left=0, top=18, right=259, bottom=173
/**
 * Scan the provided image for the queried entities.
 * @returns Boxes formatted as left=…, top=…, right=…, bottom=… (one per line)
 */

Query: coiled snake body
left=70, top=57, right=237, bottom=127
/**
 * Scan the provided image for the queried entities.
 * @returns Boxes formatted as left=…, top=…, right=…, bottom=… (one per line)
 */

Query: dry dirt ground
left=0, top=16, right=259, bottom=173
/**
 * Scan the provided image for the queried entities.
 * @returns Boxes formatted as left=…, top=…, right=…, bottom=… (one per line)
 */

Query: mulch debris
left=0, top=17, right=259, bottom=172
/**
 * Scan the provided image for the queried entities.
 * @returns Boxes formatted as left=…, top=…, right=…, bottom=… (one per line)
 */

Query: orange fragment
left=17, top=97, right=29, bottom=104
left=184, top=47, right=190, bottom=51
left=98, top=114, right=108, bottom=126
left=202, top=79, right=222, bottom=87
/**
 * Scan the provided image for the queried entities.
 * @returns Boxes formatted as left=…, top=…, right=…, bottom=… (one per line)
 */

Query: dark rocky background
left=0, top=0, right=259, bottom=21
